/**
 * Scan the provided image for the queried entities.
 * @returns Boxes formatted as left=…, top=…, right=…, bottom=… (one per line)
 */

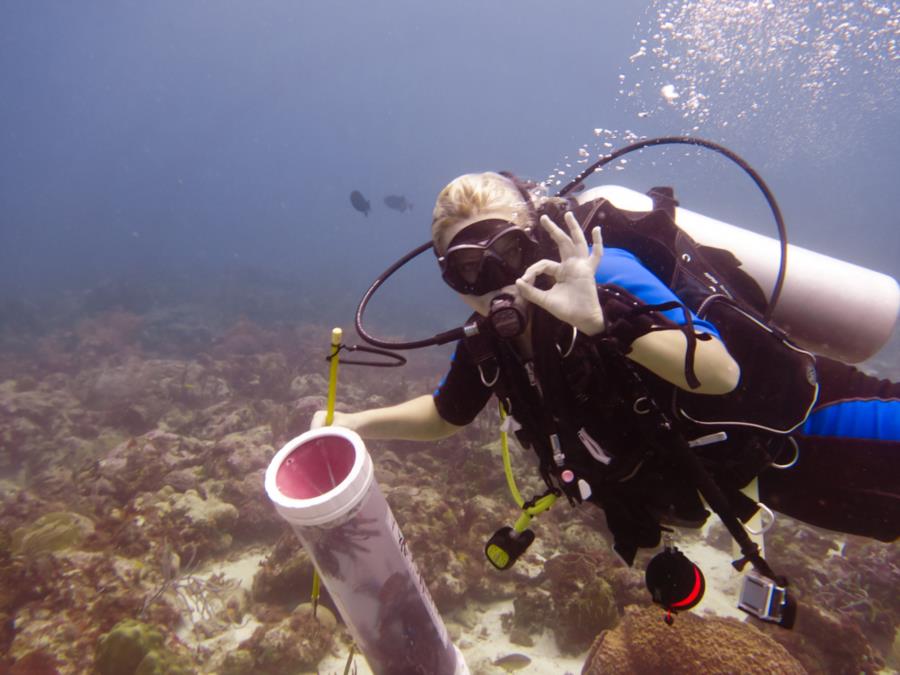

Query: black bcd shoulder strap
left=572, top=192, right=817, bottom=433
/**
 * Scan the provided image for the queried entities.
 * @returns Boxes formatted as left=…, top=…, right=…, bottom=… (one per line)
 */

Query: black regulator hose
left=355, top=241, right=476, bottom=350
left=557, top=136, right=787, bottom=323
left=356, top=135, right=789, bottom=349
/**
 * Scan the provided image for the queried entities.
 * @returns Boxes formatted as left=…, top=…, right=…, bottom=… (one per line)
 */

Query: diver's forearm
left=628, top=329, right=740, bottom=394
left=330, top=394, right=463, bottom=441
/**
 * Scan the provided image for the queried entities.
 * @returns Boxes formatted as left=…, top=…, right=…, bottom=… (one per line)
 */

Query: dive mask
left=436, top=219, right=539, bottom=296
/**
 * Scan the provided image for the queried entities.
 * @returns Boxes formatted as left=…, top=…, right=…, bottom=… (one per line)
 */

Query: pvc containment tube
left=264, top=426, right=469, bottom=675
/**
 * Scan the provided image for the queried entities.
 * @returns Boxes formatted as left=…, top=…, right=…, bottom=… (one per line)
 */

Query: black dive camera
left=737, top=571, right=796, bottom=628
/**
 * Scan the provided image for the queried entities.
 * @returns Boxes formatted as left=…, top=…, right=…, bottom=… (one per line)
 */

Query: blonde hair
left=431, top=172, right=532, bottom=253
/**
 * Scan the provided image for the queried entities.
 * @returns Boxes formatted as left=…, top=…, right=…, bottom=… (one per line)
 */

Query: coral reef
left=237, top=609, right=334, bottom=675
left=754, top=602, right=883, bottom=675
left=498, top=547, right=622, bottom=655
left=10, top=511, right=95, bottom=557
left=250, top=533, right=320, bottom=609
left=749, top=523, right=895, bottom=674
left=94, top=619, right=193, bottom=675
left=544, top=552, right=619, bottom=654
left=0, top=293, right=896, bottom=674
left=581, top=604, right=806, bottom=674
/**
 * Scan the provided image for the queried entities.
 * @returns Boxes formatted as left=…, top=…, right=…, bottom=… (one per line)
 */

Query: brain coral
left=581, top=605, right=806, bottom=675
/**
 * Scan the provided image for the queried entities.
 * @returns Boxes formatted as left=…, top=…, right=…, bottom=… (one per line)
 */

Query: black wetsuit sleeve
left=432, top=340, right=493, bottom=426
left=813, top=355, right=900, bottom=404
left=758, top=356, right=900, bottom=542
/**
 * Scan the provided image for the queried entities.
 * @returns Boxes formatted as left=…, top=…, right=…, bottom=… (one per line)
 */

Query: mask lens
left=491, top=231, right=525, bottom=270
left=449, top=248, right=485, bottom=285
left=441, top=225, right=535, bottom=295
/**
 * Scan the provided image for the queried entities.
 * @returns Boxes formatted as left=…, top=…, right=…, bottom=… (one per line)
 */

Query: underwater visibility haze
left=0, top=1, right=898, bottom=673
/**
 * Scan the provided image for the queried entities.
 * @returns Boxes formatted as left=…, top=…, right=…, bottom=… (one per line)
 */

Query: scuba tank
left=578, top=184, right=899, bottom=364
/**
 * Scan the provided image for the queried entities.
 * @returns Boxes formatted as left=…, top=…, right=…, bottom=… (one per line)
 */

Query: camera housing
left=737, top=571, right=796, bottom=628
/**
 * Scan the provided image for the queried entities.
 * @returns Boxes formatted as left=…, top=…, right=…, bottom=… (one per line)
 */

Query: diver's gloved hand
left=516, top=211, right=606, bottom=336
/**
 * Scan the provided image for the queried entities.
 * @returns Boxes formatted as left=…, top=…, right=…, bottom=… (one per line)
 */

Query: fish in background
left=492, top=653, right=532, bottom=672
left=384, top=194, right=413, bottom=213
left=350, top=190, right=371, bottom=216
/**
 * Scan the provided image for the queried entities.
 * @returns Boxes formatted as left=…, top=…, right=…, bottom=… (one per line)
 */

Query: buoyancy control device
left=578, top=184, right=899, bottom=365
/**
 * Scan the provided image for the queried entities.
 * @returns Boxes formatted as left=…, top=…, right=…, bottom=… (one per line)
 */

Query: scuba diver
left=312, top=169, right=900, bottom=622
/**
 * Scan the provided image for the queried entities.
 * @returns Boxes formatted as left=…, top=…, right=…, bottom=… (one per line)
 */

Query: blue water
left=0, top=4, right=898, bottom=672
left=1, top=1, right=897, bottom=335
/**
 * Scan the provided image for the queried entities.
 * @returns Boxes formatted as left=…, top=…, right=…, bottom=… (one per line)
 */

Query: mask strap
left=499, top=171, right=540, bottom=226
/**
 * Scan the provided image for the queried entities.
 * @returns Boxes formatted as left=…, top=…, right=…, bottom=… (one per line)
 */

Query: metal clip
left=550, top=433, right=565, bottom=467
left=687, top=431, right=728, bottom=448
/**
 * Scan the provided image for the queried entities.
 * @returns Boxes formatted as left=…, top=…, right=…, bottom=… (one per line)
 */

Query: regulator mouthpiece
left=488, top=293, right=527, bottom=339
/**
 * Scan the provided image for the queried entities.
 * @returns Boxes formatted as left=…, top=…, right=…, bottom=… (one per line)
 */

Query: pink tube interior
left=275, top=435, right=356, bottom=499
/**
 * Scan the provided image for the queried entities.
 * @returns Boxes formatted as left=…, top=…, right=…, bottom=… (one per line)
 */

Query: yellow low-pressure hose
left=499, top=405, right=525, bottom=509
left=499, top=404, right=557, bottom=532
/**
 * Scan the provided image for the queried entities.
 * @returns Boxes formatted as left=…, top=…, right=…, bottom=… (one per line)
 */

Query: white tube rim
left=264, top=426, right=374, bottom=527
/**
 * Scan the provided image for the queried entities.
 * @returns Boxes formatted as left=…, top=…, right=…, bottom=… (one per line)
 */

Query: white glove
left=515, top=211, right=606, bottom=336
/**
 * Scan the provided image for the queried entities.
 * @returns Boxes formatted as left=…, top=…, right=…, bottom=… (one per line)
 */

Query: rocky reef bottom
left=0, top=304, right=897, bottom=674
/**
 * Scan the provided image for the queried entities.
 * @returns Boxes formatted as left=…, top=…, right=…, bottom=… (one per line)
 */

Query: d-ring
left=478, top=364, right=499, bottom=387
left=633, top=397, right=651, bottom=414
left=772, top=437, right=799, bottom=470
left=557, top=325, right=578, bottom=358
left=745, top=502, right=776, bottom=535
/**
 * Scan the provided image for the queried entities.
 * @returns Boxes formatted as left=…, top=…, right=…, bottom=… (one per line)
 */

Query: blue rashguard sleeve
left=595, top=247, right=720, bottom=338
left=799, top=358, right=900, bottom=441
left=800, top=399, right=900, bottom=441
